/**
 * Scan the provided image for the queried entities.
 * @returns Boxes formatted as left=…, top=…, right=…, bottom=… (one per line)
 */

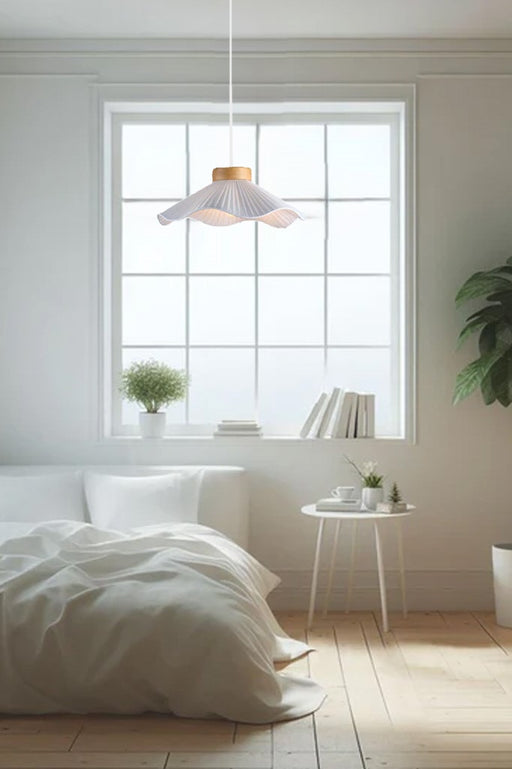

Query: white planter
left=492, top=544, right=512, bottom=627
left=139, top=412, right=166, bottom=439
left=361, top=487, right=384, bottom=511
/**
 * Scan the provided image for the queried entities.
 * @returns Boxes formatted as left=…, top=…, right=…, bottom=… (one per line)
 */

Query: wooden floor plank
left=364, top=753, right=512, bottom=768
left=272, top=623, right=318, bottom=767
left=234, top=724, right=271, bottom=750
left=164, top=752, right=271, bottom=768
left=361, top=615, right=426, bottom=732
left=333, top=618, right=397, bottom=755
left=307, top=625, right=360, bottom=754
left=318, top=753, right=365, bottom=769
left=73, top=730, right=237, bottom=752
left=474, top=612, right=512, bottom=654
left=0, top=754, right=167, bottom=768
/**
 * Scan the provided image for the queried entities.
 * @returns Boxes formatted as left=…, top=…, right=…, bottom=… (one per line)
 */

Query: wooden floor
left=2, top=611, right=512, bottom=768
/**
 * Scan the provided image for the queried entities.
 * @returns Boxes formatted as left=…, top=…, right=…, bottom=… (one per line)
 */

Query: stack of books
left=300, top=389, right=375, bottom=439
left=213, top=420, right=262, bottom=438
left=315, top=497, right=361, bottom=512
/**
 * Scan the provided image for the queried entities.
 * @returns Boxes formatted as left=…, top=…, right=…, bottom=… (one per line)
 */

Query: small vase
left=361, top=486, right=384, bottom=511
left=139, top=412, right=166, bottom=438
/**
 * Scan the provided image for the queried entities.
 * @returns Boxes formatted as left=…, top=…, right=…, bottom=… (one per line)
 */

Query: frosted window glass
left=189, top=125, right=256, bottom=191
left=328, top=125, right=390, bottom=198
left=259, top=125, right=324, bottom=198
left=259, top=202, right=324, bottom=274
left=122, top=125, right=186, bottom=199
left=189, top=219, right=255, bottom=274
left=326, top=348, right=394, bottom=435
left=122, top=277, right=185, bottom=345
left=189, top=277, right=254, bottom=344
left=121, top=348, right=186, bottom=425
left=123, top=202, right=186, bottom=273
left=328, top=277, right=390, bottom=345
left=328, top=202, right=390, bottom=274
left=258, top=349, right=324, bottom=434
left=188, top=348, right=255, bottom=423
left=259, top=277, right=324, bottom=345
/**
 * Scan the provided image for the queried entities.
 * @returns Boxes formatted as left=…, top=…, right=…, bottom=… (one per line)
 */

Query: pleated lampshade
left=158, top=167, right=304, bottom=229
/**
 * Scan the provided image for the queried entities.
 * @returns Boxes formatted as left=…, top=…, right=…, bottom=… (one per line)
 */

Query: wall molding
left=267, top=569, right=494, bottom=611
left=2, top=38, right=512, bottom=56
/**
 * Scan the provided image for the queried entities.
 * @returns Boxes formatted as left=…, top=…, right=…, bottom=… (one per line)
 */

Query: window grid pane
left=117, top=115, right=399, bottom=436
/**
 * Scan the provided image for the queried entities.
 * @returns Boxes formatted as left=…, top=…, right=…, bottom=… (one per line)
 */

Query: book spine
left=330, top=389, right=345, bottom=438
left=347, top=393, right=358, bottom=438
left=299, top=392, right=328, bottom=438
left=366, top=394, right=375, bottom=437
left=316, top=387, right=341, bottom=438
left=310, top=393, right=330, bottom=437
left=355, top=394, right=367, bottom=438
left=335, top=391, right=356, bottom=438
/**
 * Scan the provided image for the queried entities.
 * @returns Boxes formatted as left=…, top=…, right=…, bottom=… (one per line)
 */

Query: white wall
left=1, top=40, right=512, bottom=609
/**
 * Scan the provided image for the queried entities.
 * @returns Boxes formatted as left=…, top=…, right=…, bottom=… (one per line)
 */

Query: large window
left=105, top=102, right=411, bottom=438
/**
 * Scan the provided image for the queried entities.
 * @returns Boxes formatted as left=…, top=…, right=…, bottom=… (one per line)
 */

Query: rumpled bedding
left=0, top=521, right=325, bottom=723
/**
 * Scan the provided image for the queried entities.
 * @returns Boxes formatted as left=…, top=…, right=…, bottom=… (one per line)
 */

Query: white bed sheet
left=0, top=521, right=324, bottom=723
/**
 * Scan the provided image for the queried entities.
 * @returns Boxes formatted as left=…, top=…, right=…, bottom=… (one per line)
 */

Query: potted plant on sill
left=120, top=360, right=189, bottom=438
left=454, top=257, right=512, bottom=627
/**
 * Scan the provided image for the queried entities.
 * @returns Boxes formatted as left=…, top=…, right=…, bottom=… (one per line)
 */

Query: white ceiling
left=1, top=0, right=512, bottom=39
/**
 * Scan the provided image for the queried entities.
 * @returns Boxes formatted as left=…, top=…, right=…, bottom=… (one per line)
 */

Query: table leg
left=323, top=520, right=341, bottom=617
left=374, top=521, right=389, bottom=633
left=397, top=519, right=407, bottom=618
left=307, top=518, right=325, bottom=628
left=345, top=520, right=358, bottom=614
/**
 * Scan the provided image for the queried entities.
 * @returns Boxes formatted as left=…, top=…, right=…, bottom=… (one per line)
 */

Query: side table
left=301, top=504, right=416, bottom=632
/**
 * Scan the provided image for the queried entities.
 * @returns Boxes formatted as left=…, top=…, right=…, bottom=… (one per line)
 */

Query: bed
left=0, top=465, right=324, bottom=723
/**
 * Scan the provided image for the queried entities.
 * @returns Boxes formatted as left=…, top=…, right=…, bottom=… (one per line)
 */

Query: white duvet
left=0, top=521, right=324, bottom=723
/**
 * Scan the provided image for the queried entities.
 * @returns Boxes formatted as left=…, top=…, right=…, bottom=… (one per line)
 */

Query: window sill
left=100, top=434, right=409, bottom=443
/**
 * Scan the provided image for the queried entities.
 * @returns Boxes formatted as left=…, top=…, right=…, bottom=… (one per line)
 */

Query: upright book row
left=300, top=389, right=375, bottom=439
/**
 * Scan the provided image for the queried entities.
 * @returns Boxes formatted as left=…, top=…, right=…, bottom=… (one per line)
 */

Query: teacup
left=331, top=486, right=355, bottom=501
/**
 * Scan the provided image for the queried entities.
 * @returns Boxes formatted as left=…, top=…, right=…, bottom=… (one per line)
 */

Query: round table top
left=301, top=503, right=416, bottom=520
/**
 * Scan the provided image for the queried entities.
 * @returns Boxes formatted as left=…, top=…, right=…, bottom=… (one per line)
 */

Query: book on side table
left=315, top=498, right=361, bottom=512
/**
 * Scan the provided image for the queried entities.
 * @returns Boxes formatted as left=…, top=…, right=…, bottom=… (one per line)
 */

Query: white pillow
left=84, top=471, right=203, bottom=531
left=0, top=472, right=86, bottom=522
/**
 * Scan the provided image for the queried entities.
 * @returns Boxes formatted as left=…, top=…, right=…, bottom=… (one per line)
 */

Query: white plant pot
left=361, top=487, right=384, bottom=511
left=139, top=412, right=166, bottom=439
left=492, top=544, right=512, bottom=627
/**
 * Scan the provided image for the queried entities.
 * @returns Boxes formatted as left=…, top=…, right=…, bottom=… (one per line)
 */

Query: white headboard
left=0, top=465, right=249, bottom=549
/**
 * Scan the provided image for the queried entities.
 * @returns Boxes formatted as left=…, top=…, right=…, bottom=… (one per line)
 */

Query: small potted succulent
left=120, top=360, right=189, bottom=438
left=344, top=456, right=384, bottom=511
left=377, top=482, right=407, bottom=514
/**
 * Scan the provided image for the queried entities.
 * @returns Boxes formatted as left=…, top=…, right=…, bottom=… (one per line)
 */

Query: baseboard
left=267, top=568, right=494, bottom=611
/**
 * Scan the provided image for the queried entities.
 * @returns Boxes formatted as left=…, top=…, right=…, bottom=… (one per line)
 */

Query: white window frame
left=102, top=98, right=415, bottom=441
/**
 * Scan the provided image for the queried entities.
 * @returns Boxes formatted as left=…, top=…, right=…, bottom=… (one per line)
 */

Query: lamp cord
left=229, top=0, right=233, bottom=166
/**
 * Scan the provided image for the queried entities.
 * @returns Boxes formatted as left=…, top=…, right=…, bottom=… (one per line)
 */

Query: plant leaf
left=506, top=256, right=512, bottom=266
left=485, top=290, right=512, bottom=305
left=480, top=368, right=497, bottom=405
left=478, top=322, right=497, bottom=356
left=455, top=273, right=512, bottom=308
left=486, top=351, right=512, bottom=407
left=453, top=348, right=506, bottom=405
left=465, top=305, right=506, bottom=323
left=458, top=317, right=493, bottom=349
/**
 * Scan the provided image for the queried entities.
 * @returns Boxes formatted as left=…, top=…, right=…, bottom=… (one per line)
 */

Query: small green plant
left=344, top=456, right=384, bottom=488
left=120, top=360, right=189, bottom=413
left=454, top=256, right=512, bottom=406
left=388, top=482, right=402, bottom=504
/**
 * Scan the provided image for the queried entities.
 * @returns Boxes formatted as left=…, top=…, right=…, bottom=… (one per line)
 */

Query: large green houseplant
left=454, top=256, right=512, bottom=406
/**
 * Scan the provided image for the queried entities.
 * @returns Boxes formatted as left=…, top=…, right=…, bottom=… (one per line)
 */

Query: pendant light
left=157, top=0, right=303, bottom=229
